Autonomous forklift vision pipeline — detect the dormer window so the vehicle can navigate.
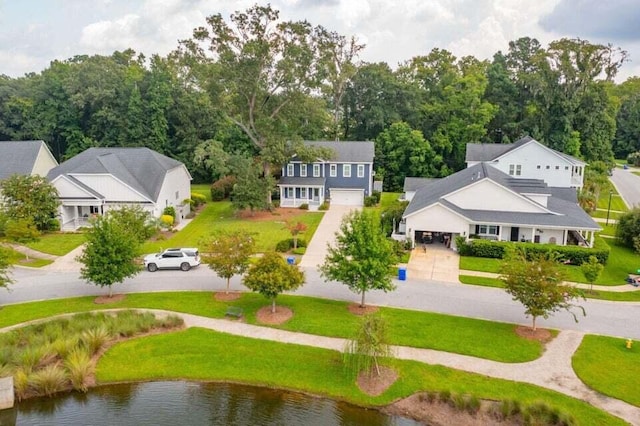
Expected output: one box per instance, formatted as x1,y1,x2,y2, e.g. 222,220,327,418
287,164,294,176
301,164,307,177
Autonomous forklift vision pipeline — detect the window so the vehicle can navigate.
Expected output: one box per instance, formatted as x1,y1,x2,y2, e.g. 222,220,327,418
516,165,522,176
536,165,541,169
357,164,365,178
330,164,337,177
555,165,560,170
90,206,100,214
565,166,569,170
509,164,515,175
300,187,307,198
300,164,307,177
546,165,550,169
175,191,179,200
343,164,351,178
286,187,294,198
477,225,499,235
287,164,294,176
313,164,321,177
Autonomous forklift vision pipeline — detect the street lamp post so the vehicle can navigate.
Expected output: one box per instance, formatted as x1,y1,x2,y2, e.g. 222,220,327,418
606,190,613,225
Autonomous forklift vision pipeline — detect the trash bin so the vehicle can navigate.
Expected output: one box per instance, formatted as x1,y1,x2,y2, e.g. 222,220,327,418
287,256,295,265
398,267,407,281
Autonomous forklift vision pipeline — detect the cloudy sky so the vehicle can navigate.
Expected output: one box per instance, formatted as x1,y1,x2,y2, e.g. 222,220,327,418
1,0,639,81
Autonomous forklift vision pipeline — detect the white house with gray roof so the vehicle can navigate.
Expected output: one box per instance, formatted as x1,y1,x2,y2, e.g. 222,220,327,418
278,141,374,209
465,136,586,189
47,147,192,231
402,163,600,249
0,140,58,181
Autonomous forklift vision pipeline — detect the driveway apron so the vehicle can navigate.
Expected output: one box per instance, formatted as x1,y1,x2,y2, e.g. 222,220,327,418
407,244,460,283
299,205,359,269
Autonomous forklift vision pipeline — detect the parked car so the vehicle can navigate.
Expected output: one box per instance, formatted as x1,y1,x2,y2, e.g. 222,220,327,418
144,248,200,272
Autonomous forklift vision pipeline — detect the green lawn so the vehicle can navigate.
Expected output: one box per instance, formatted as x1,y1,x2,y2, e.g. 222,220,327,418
25,232,86,255
458,275,505,288
597,192,628,212
190,184,213,202
591,209,623,220
573,335,640,408
142,201,324,253
459,256,502,273
633,171,640,177
3,247,53,268
1,292,544,363
96,328,624,425
380,192,402,209
598,223,617,237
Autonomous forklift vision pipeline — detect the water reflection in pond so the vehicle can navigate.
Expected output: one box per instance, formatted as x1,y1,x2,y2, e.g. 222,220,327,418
2,381,421,426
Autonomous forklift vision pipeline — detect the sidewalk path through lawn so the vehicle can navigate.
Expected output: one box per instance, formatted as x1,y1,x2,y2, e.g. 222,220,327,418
1,243,58,261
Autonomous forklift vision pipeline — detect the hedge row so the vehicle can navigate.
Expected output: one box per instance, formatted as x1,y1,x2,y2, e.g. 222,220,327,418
459,237,610,265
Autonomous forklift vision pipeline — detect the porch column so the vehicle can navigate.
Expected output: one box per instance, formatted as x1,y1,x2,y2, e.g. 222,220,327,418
531,228,536,242
562,230,567,246
590,231,594,247
497,226,502,241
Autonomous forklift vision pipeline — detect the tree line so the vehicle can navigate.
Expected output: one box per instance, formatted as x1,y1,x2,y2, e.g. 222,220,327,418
1,4,640,193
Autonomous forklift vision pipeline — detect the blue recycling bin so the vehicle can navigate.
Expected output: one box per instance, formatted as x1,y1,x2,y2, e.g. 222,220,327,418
398,267,407,281
287,256,295,265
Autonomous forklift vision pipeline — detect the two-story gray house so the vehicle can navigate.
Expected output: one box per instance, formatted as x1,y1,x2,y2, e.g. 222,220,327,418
278,141,374,209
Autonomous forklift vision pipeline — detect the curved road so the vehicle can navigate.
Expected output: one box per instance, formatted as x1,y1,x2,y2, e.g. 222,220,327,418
5,266,640,340
611,167,640,208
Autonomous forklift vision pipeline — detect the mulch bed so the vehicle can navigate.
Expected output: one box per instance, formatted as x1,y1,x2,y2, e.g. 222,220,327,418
235,207,307,221
94,294,126,304
214,292,243,302
347,303,379,316
515,325,553,343
256,306,293,325
356,366,398,396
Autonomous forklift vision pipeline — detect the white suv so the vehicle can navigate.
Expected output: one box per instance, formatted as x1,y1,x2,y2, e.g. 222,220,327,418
144,248,201,272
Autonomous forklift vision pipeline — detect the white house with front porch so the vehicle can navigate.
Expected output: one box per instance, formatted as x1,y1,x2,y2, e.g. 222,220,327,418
401,163,600,250
466,136,586,189
47,147,192,231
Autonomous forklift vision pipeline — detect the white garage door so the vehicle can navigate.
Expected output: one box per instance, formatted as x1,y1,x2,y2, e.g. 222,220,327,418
330,189,364,206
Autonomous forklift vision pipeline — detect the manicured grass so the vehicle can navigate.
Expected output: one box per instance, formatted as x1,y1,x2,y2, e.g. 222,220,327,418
459,256,501,273
1,292,544,363
634,171,640,177
573,334,640,408
25,232,86,256
190,184,213,202
380,192,402,209
591,209,623,220
96,328,625,425
597,192,627,212
3,247,53,268
598,223,617,237
142,201,324,253
458,275,505,288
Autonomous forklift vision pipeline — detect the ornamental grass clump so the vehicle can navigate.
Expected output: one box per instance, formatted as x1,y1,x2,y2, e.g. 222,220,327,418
65,347,93,392
28,365,68,396
81,326,111,355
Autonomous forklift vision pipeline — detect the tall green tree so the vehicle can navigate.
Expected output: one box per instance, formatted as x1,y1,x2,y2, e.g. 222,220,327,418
500,250,585,331
375,121,440,191
581,256,604,293
243,251,305,313
77,214,142,297
0,174,59,231
201,231,255,293
231,157,273,213
320,210,397,307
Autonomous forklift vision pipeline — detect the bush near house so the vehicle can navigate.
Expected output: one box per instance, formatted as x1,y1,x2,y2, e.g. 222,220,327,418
627,151,640,166
457,238,610,265
162,206,176,221
210,176,236,201
275,238,308,252
190,192,207,207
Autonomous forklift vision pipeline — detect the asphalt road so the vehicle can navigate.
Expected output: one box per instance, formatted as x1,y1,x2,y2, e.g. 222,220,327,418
611,168,640,208
5,266,640,340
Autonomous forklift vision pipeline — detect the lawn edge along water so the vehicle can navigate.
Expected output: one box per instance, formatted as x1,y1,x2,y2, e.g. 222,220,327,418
1,292,544,363
95,327,626,426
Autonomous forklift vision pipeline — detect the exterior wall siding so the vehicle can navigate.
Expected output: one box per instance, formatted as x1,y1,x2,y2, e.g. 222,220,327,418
445,180,547,213
283,161,372,196
155,166,192,221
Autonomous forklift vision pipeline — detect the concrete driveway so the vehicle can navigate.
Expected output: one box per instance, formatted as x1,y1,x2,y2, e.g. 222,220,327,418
406,244,460,283
610,168,640,208
298,205,359,269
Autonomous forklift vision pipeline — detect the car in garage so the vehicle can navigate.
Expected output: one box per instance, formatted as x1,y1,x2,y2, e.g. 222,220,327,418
143,248,201,272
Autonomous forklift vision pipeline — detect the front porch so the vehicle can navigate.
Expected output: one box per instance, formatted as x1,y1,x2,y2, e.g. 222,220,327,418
278,185,325,210
59,203,104,231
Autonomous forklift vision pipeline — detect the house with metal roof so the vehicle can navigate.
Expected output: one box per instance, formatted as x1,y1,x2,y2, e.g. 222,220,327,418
0,140,58,181
47,147,192,231
465,136,586,189
402,163,600,249
278,141,374,208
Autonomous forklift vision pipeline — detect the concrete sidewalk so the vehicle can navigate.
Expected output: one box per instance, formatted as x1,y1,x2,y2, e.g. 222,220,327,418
1,243,58,261
7,308,635,424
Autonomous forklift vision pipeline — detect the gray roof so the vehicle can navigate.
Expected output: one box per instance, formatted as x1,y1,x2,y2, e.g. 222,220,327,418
465,136,585,165
302,141,374,163
0,140,51,180
47,147,186,201
404,177,437,192
404,163,599,230
278,177,325,186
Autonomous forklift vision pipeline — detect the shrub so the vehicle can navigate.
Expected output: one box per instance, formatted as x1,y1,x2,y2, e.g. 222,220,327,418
466,238,610,264
455,236,471,255
162,206,176,220
627,151,640,166
160,214,174,228
292,247,306,255
210,184,225,201
81,326,111,355
371,190,381,204
29,365,68,396
272,200,280,208
616,207,640,253
64,347,93,392
275,238,307,252
211,175,236,201
299,203,309,210
46,218,60,231
380,200,409,236
190,192,207,206
364,196,377,207
319,201,330,210
13,368,29,400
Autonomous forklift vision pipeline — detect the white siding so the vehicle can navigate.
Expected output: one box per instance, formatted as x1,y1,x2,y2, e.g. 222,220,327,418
72,174,149,202
155,166,192,220
31,144,58,177
522,193,549,207
53,176,99,200
538,228,565,245
445,180,548,213
492,142,576,188
405,203,469,235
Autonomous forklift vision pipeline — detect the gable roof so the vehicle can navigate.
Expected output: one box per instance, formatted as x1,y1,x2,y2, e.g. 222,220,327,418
0,140,56,180
404,163,598,230
404,177,437,192
47,147,188,201
465,136,586,166
302,141,374,163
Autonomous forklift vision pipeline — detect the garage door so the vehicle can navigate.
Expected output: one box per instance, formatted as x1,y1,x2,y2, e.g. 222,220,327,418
330,189,364,206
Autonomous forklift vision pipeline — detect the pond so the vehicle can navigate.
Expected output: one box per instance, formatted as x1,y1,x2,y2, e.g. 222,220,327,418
1,381,421,426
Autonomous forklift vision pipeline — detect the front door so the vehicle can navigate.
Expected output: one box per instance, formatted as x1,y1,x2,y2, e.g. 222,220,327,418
313,188,320,202
510,227,519,242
